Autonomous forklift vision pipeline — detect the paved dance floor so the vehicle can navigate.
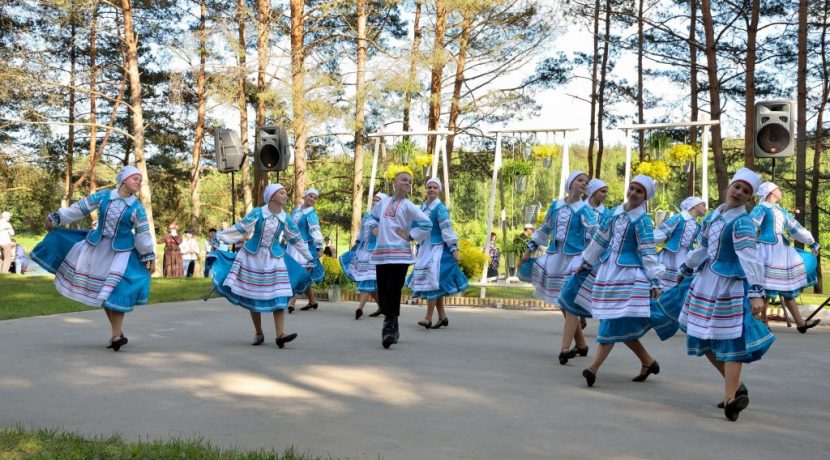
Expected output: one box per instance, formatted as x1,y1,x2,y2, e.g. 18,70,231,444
1,299,828,459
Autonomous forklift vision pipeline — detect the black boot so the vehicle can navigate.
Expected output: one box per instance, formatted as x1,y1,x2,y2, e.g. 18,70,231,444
382,315,399,349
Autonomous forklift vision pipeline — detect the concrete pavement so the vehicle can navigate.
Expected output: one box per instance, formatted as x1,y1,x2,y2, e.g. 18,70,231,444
1,299,828,459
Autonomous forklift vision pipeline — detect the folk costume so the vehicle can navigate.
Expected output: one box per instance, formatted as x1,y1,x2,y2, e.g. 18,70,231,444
368,190,432,347
210,184,312,313
574,175,676,344
653,197,704,289
408,179,469,301
162,224,183,278
286,188,325,283
677,169,775,363
527,171,598,305
750,182,820,301
32,166,155,314
340,193,387,294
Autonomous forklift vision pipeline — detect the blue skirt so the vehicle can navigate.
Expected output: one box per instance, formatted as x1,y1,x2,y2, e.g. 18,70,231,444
596,282,685,344
518,258,534,283
210,250,311,313
557,268,592,318
409,246,469,300
31,228,150,313
768,248,817,300
686,298,776,363
307,241,325,283
340,249,376,293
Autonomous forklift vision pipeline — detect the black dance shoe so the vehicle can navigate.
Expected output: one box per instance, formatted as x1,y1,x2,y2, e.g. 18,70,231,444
418,320,432,330
797,319,821,334
724,394,749,421
276,333,298,349
300,302,318,311
382,334,396,349
558,350,570,365
717,383,748,408
108,335,128,352
368,308,383,317
355,309,363,320
582,369,596,387
567,346,589,358
251,333,265,346
632,360,660,382
431,317,449,329
288,305,295,314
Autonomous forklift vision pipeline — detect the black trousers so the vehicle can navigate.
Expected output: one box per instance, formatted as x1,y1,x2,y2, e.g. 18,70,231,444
376,263,409,335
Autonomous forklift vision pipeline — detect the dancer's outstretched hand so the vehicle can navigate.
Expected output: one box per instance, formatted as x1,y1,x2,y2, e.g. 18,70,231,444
44,215,54,231
520,251,530,263
650,288,662,299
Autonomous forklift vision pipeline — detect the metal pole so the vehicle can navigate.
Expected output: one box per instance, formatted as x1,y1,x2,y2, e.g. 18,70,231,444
230,171,236,253
480,132,502,298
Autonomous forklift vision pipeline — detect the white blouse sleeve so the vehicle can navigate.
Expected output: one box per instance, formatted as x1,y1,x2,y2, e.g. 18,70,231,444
132,204,155,261
784,210,816,246
582,214,613,265
218,211,258,244
734,217,765,296
284,216,313,261
408,201,433,243
52,190,107,226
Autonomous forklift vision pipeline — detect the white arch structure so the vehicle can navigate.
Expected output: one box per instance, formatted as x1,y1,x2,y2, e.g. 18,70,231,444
479,127,579,298
365,130,454,209
618,119,720,205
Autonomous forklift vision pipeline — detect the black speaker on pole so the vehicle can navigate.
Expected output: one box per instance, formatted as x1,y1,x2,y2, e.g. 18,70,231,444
255,126,290,171
214,128,246,172
754,100,795,158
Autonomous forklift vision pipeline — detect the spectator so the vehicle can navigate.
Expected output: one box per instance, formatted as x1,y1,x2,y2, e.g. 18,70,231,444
203,228,218,277
180,229,200,278
486,232,500,279
0,211,15,273
12,239,28,274
162,223,183,277
323,236,336,257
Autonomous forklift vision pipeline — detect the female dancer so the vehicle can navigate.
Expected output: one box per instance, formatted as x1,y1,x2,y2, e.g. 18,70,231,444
574,175,668,387
409,178,469,329
33,166,155,351
585,178,610,223
523,171,597,365
653,196,706,289
162,223,183,277
368,170,432,348
287,188,325,313
341,192,387,319
751,181,821,332
677,168,776,421
210,184,312,348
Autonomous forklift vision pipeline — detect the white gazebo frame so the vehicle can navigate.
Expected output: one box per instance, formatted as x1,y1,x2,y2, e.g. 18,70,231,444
479,127,579,298
365,130,454,209
618,119,720,205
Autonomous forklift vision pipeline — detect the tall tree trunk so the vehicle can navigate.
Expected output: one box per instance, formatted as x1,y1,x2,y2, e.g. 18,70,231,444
742,0,759,168
120,0,156,238
237,0,253,213
87,1,99,194
402,0,422,140
688,0,698,196
636,0,645,162
63,4,77,208
445,10,472,163
190,0,208,234
700,0,728,201
351,0,368,242
587,0,601,177
810,0,829,294
595,0,612,177
427,0,448,156
253,0,271,207
290,0,307,204
795,0,807,225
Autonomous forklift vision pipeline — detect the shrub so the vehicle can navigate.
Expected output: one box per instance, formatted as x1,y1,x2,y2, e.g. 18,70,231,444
457,239,487,279
320,255,351,287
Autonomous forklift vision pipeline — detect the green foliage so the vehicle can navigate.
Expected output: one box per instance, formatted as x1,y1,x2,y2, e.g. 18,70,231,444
0,163,61,233
501,159,534,178
0,425,322,459
457,239,487,279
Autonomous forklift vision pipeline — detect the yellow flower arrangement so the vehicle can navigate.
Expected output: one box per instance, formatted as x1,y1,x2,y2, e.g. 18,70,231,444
666,144,697,164
531,144,561,159
634,160,670,181
413,154,433,169
386,164,414,180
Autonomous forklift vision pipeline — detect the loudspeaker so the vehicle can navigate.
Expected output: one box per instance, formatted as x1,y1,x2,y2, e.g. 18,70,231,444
754,100,795,158
214,128,245,172
255,126,291,171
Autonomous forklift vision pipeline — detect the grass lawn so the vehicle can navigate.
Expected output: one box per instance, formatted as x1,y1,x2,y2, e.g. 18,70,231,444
0,275,213,321
0,425,322,460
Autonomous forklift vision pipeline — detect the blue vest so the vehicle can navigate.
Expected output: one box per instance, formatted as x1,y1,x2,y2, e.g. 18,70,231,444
614,218,650,267
85,193,139,252
709,218,747,278
242,208,287,258
294,207,318,243
754,205,779,245
663,215,700,253
424,202,452,245
545,202,591,256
